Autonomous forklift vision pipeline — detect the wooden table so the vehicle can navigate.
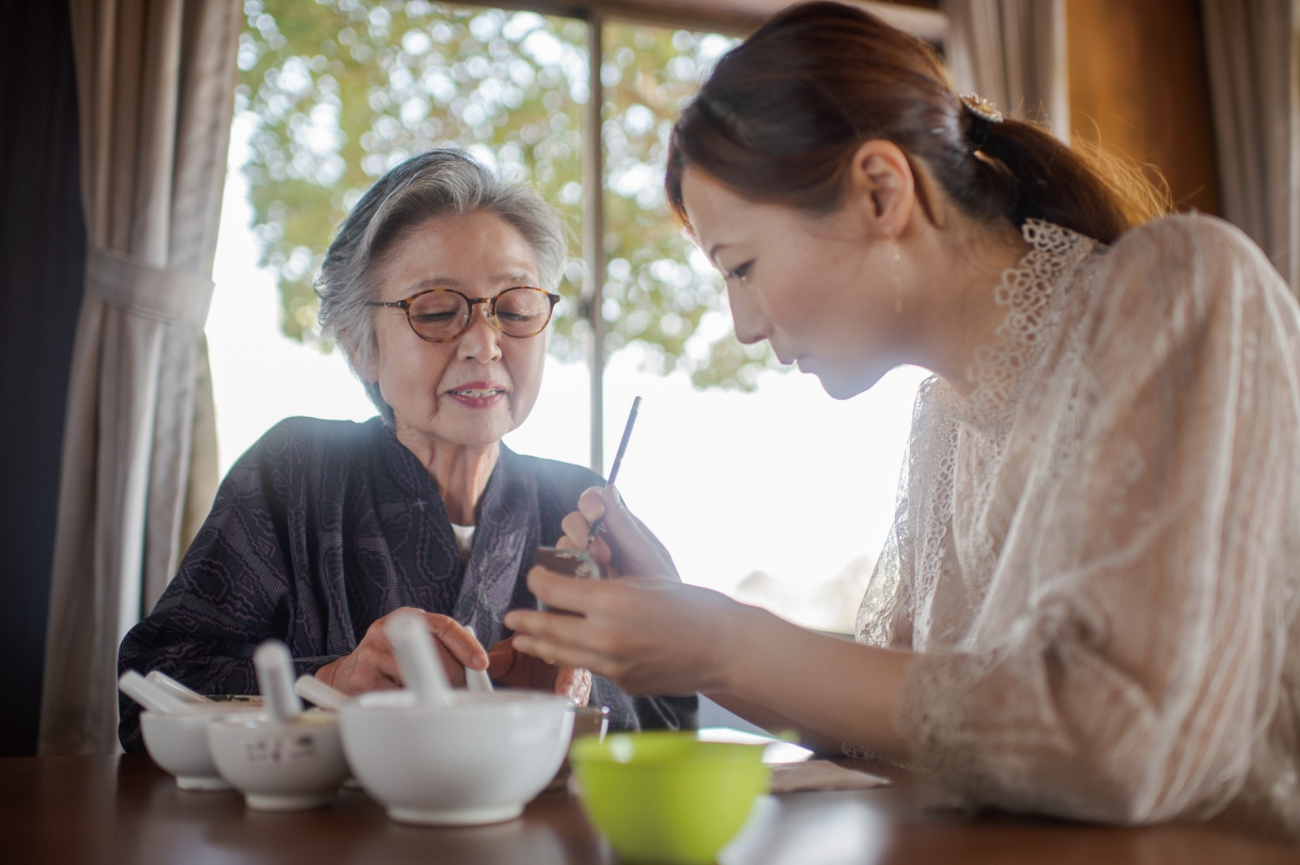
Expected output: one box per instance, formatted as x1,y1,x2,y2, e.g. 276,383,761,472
4,754,1297,864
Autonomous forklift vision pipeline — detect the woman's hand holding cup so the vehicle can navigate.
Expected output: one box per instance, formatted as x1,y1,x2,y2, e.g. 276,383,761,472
557,485,679,582
505,487,737,695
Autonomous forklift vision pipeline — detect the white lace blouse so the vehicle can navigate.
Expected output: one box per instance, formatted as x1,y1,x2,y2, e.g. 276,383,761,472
855,214,1300,841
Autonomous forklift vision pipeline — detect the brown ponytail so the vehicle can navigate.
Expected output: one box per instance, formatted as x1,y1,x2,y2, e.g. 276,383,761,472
665,1,1168,245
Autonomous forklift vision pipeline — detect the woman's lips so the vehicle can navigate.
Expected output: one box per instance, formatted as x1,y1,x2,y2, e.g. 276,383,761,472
445,382,507,409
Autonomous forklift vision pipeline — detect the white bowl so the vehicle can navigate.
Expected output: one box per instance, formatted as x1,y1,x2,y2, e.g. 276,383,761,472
206,710,350,811
339,690,574,826
139,704,263,791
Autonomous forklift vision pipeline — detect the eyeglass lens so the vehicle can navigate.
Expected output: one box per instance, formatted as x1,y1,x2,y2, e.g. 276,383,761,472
407,287,552,340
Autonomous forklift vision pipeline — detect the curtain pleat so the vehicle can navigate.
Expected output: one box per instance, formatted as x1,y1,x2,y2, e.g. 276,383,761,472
39,0,239,755
1203,0,1300,292
940,0,1069,141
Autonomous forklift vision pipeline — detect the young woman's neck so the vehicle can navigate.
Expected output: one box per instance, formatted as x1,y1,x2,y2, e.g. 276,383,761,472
905,212,1030,394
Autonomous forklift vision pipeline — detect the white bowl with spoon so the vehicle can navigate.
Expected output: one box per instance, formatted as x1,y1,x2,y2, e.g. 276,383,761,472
338,611,574,826
119,670,261,791
206,641,350,811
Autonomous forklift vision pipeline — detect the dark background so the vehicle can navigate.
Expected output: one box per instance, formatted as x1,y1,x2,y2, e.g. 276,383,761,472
0,0,85,757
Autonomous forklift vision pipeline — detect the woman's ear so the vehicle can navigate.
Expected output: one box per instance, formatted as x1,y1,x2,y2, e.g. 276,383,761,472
844,139,916,237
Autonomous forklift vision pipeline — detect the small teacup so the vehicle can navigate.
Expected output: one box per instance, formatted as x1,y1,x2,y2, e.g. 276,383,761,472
547,704,609,791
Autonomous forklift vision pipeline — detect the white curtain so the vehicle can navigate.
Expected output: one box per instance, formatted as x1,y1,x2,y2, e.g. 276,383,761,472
940,0,1069,141
1203,0,1300,292
39,0,239,755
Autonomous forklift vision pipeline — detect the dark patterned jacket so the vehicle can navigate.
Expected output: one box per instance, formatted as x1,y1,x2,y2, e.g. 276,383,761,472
118,416,696,751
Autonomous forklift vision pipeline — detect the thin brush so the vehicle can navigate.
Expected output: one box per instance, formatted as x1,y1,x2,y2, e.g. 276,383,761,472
587,396,641,550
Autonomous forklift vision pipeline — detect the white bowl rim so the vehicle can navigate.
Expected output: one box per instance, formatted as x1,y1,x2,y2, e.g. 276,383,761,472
139,703,263,722
208,709,339,731
340,689,573,716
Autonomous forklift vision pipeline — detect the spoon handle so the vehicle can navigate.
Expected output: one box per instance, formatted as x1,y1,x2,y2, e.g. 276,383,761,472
254,640,304,725
146,670,213,703
387,611,454,707
465,667,494,693
294,675,347,711
118,670,194,715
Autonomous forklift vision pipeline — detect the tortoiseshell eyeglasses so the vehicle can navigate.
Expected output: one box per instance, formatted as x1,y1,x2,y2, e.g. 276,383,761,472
366,286,560,343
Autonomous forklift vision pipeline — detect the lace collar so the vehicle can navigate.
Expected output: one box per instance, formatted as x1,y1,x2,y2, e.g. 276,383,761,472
949,219,1098,429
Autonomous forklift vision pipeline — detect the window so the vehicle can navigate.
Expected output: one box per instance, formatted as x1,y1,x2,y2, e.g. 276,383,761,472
208,0,933,633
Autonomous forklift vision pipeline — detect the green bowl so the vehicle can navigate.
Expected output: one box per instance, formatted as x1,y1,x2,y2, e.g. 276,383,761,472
569,732,771,865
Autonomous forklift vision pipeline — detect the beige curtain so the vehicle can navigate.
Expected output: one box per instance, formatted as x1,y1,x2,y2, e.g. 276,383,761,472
1203,0,1300,291
940,0,1069,140
39,0,239,755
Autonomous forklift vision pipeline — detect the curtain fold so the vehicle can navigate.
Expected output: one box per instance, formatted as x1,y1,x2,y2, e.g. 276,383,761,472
1202,0,1300,292
940,0,1069,140
39,0,239,755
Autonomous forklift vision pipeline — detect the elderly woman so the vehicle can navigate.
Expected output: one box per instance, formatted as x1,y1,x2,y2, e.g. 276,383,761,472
117,149,695,751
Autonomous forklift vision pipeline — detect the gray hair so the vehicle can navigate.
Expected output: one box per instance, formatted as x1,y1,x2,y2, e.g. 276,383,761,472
316,149,567,418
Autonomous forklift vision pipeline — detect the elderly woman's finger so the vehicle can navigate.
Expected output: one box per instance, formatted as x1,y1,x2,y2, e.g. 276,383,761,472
485,639,519,680
555,667,592,704
424,612,489,671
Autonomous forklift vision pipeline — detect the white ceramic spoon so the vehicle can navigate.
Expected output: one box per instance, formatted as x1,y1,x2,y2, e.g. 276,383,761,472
118,670,196,715
465,667,494,693
146,670,214,704
294,664,489,710
254,640,304,725
294,675,348,711
386,611,454,707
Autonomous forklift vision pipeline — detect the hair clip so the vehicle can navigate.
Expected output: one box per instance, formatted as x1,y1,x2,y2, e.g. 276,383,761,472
959,93,1003,124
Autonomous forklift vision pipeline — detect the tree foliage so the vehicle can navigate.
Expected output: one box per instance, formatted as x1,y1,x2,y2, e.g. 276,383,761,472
237,0,780,390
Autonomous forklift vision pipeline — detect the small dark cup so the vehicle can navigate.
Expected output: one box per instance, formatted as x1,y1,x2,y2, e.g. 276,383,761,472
535,547,605,614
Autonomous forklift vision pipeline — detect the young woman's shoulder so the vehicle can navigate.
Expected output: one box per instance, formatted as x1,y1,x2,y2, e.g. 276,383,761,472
1105,213,1283,294
1088,213,1296,346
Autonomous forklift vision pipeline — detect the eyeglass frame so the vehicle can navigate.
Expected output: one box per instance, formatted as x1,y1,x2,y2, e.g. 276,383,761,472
365,286,561,343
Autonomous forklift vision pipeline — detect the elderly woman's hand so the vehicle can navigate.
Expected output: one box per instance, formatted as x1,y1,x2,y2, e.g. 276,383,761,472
486,635,591,705
558,485,679,582
503,571,740,696
314,607,489,696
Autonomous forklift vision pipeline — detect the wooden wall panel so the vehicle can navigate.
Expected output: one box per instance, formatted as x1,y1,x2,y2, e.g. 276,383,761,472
1067,0,1222,215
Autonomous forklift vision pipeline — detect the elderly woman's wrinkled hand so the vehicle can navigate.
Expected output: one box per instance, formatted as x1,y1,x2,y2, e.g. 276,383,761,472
557,485,679,582
503,572,739,696
314,607,489,696
486,635,591,705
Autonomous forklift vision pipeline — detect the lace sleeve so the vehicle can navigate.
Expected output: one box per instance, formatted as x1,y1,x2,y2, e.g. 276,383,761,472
896,217,1300,824
855,376,958,651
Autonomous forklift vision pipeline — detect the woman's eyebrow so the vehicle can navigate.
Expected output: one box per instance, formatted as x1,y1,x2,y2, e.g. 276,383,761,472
492,270,536,285
399,272,536,295
400,275,463,294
